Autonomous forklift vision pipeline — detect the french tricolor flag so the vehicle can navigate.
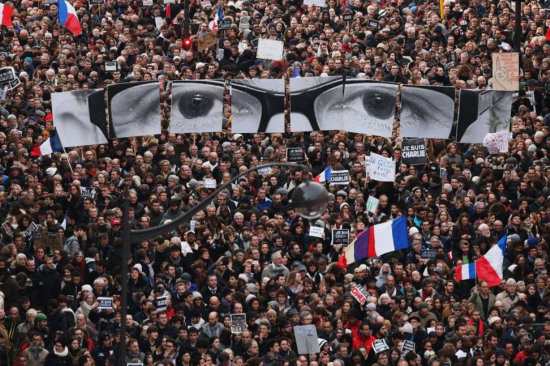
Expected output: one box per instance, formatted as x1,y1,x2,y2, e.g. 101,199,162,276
209,5,223,30
0,3,14,27
314,167,331,183
337,216,409,268
455,262,476,281
475,235,506,287
30,132,63,157
58,0,82,36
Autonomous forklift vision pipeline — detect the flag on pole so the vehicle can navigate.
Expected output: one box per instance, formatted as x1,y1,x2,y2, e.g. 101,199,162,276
0,3,14,27
58,0,82,36
455,262,476,281
337,216,409,268
31,132,63,156
209,5,223,30
313,166,331,183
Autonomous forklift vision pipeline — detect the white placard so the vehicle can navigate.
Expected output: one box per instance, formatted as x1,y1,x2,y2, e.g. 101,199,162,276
156,296,167,311
201,0,211,7
293,325,320,354
366,196,379,214
372,339,390,353
483,130,509,154
258,166,272,175
257,39,284,61
368,153,396,182
204,178,217,189
329,170,350,185
97,297,114,310
155,16,164,29
309,226,324,238
238,42,248,54
304,0,325,6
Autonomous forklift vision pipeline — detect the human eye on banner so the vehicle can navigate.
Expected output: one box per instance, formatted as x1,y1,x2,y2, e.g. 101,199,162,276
289,76,343,132
230,79,285,133
343,79,398,137
107,81,161,138
457,90,512,143
400,85,455,139
51,89,109,147
170,80,224,134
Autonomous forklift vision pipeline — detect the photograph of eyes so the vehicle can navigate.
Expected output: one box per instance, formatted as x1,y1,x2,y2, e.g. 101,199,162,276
400,85,455,139
231,79,285,133
51,89,109,147
170,80,224,134
107,81,161,138
343,80,398,137
457,90,513,143
289,76,343,132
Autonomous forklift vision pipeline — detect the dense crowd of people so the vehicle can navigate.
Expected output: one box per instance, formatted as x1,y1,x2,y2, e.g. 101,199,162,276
0,0,549,366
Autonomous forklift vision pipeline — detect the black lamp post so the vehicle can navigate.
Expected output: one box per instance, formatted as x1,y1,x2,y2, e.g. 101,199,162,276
118,163,328,364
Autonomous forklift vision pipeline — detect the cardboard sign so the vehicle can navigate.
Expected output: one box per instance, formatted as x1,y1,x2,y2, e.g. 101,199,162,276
97,297,114,310
372,339,390,354
203,178,217,189
34,229,63,251
332,229,349,245
402,138,427,165
286,147,305,162
303,0,325,6
421,249,437,259
80,186,98,199
294,325,320,354
401,340,416,353
329,170,350,185
218,19,232,30
230,313,246,334
257,39,284,60
366,196,379,214
492,53,519,91
309,226,324,238
483,130,509,154
156,296,168,311
368,153,396,182
197,30,218,51
366,19,380,28
25,222,39,237
350,284,368,305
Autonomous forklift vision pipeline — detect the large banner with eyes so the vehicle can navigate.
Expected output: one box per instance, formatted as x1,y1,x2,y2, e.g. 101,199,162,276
107,81,161,139
457,90,513,143
51,78,514,145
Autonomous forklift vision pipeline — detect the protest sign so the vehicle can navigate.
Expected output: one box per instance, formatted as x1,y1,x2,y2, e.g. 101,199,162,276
97,297,114,310
342,11,354,22
329,170,350,185
218,19,232,30
421,249,437,259
332,229,349,245
294,325,320,354
230,313,246,334
366,196,379,214
350,284,368,305
366,19,380,28
439,167,447,179
286,147,305,162
372,339,390,353
492,53,519,91
401,340,416,353
2,222,13,237
239,16,250,30
197,30,218,51
34,229,63,251
257,39,284,60
483,130,509,154
203,178,217,189
304,0,325,6
309,226,324,238
258,166,272,175
80,186,97,199
25,222,39,237
0,67,19,90
368,153,396,182
401,138,427,165
156,296,168,311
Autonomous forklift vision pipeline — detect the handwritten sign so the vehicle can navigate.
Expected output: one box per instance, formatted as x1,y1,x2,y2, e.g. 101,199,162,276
402,138,427,165
309,226,324,238
294,325,320,354
483,130,509,154
230,313,246,334
257,39,284,61
492,53,519,91
332,229,349,244
366,196,379,214
197,30,218,51
368,153,395,182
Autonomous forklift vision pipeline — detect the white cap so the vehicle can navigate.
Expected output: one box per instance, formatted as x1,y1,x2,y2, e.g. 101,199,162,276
409,227,419,236
46,167,57,176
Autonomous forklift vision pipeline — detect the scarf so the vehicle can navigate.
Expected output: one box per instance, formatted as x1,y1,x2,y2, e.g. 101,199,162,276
79,301,96,318
54,346,69,357
468,317,483,336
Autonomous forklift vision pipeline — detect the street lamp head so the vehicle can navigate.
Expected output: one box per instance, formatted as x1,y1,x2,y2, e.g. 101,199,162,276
291,180,329,219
